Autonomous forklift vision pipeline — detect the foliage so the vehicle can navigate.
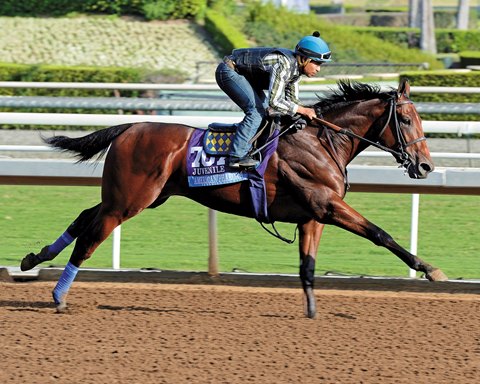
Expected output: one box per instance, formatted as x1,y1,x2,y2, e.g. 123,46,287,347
82,0,145,16
346,26,480,55
204,9,250,55
0,62,145,94
206,0,236,14
142,0,176,21
0,62,186,128
400,70,480,121
459,51,480,68
0,0,79,16
0,0,206,19
240,2,440,69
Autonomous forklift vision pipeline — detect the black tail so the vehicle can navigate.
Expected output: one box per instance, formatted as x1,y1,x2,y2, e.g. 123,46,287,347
43,123,133,162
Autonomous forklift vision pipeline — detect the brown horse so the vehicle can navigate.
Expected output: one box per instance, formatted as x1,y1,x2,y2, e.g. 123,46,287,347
21,79,447,318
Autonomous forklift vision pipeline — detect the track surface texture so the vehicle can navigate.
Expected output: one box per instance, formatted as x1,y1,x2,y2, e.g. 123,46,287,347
1,282,479,384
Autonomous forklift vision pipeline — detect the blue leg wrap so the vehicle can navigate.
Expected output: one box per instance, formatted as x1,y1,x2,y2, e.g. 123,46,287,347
52,262,79,305
49,231,74,255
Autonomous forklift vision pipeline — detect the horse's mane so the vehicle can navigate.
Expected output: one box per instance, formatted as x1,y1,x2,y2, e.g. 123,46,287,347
314,80,394,114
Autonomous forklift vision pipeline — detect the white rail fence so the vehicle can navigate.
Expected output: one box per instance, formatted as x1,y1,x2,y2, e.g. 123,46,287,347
1,112,479,278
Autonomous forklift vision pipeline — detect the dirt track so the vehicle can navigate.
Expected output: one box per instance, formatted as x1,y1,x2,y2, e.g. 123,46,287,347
1,282,479,384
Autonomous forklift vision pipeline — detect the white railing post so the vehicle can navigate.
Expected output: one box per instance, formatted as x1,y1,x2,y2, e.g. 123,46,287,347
409,194,420,278
112,225,121,269
208,209,219,276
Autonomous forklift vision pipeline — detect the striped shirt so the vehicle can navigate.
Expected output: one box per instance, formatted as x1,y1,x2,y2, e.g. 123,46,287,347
262,52,302,116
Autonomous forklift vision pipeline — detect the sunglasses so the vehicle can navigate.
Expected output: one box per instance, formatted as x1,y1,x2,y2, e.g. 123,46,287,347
298,47,332,62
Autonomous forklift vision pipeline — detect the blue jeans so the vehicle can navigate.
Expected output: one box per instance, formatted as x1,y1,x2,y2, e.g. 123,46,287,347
215,62,266,158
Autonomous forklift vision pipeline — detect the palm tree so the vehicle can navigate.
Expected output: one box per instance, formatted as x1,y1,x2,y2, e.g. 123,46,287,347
420,0,436,54
409,0,421,28
456,0,470,30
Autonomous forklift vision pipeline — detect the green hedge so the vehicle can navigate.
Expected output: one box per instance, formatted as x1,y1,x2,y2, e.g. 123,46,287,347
348,26,480,54
0,62,145,96
400,70,480,122
204,9,250,56
459,51,480,68
0,0,206,19
241,3,440,69
0,62,153,129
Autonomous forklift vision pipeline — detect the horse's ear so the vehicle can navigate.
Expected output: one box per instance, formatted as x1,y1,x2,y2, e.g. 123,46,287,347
397,78,410,98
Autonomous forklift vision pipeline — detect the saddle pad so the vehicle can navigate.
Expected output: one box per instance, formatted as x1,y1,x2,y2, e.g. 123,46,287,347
203,130,234,156
188,128,249,187
186,127,280,223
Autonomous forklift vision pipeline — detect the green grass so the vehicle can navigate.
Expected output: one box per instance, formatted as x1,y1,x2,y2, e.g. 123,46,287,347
1,186,479,279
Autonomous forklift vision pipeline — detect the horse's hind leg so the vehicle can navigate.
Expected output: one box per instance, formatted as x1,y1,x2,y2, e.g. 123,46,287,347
52,206,127,311
298,220,325,319
20,204,101,271
53,179,172,310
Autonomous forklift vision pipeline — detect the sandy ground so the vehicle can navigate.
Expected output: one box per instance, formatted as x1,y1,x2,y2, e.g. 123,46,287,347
0,281,479,384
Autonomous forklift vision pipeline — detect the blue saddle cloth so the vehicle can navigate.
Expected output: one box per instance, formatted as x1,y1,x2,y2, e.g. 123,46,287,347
186,126,279,223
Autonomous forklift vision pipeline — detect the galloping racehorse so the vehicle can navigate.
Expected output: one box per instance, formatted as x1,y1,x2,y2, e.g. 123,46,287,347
21,79,447,318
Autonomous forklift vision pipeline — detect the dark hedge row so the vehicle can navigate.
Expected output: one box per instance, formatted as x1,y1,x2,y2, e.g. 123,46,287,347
0,0,206,19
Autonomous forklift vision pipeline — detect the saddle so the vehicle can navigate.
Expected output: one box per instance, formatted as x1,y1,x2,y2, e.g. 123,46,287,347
204,118,275,157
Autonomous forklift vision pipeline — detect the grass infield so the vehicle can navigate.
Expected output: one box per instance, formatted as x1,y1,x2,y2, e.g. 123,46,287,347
1,185,478,279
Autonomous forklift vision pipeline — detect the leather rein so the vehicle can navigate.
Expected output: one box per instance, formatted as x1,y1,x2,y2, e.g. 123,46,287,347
313,96,426,169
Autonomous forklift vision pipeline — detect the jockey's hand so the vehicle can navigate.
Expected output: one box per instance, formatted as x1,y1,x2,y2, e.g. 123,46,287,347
297,106,317,121
292,115,307,131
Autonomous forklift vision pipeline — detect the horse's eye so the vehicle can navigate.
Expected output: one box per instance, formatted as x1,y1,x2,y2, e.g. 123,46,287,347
401,117,411,126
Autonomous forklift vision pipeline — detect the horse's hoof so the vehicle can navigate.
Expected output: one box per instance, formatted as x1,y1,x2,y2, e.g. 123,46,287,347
20,245,50,271
20,253,36,271
304,287,317,319
306,308,317,319
426,268,448,282
55,302,68,314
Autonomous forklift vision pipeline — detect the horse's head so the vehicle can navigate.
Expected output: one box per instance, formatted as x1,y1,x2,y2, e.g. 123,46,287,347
378,79,434,179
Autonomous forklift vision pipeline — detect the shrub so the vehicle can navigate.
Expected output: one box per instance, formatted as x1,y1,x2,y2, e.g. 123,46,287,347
400,70,480,121
142,0,175,21
459,51,480,68
0,0,206,19
0,62,180,129
204,9,250,55
347,26,480,54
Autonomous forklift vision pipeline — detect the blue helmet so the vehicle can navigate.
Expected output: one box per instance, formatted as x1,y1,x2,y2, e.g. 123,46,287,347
295,31,332,62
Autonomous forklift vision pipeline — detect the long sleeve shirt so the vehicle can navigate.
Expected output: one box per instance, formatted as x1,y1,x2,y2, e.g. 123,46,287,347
262,52,302,116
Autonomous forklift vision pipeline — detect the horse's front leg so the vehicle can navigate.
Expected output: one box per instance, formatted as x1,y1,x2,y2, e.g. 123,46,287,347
326,197,448,281
20,204,101,271
298,220,325,319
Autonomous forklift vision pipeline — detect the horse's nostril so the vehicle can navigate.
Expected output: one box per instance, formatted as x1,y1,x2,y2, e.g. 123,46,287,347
420,162,433,173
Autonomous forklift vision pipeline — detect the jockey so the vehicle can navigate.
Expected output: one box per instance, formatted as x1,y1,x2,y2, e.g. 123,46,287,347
215,31,332,169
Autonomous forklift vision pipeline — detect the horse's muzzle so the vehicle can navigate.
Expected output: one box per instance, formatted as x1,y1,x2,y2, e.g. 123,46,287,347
406,158,434,179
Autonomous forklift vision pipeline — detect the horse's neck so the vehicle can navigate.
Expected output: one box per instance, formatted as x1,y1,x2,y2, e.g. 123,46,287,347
325,99,386,166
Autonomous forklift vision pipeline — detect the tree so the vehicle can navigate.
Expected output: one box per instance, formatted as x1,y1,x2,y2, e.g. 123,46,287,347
420,0,436,54
456,0,470,30
409,0,421,28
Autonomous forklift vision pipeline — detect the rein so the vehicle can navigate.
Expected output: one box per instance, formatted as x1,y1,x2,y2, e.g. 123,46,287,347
312,97,426,168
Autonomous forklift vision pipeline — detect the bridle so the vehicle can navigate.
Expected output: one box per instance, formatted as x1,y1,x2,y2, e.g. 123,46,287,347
313,95,426,170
